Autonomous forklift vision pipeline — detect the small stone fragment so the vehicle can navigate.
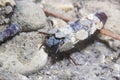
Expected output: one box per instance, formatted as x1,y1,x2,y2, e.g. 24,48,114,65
49,17,67,28
75,29,88,40
55,32,65,38
0,0,15,6
58,25,73,35
60,42,74,52
89,25,97,34
4,5,13,14
87,14,94,20
112,63,120,71
0,16,5,25
92,17,103,30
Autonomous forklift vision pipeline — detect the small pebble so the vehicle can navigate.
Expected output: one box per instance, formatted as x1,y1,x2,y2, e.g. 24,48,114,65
112,63,120,71
0,0,15,6
4,5,13,14
55,32,65,38
75,29,88,40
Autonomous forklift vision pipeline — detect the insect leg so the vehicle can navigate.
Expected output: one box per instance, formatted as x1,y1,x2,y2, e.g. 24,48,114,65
69,56,78,65
38,31,49,49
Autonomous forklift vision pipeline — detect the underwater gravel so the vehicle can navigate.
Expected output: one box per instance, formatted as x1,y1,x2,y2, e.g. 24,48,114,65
28,40,120,80
28,0,120,80
0,0,120,80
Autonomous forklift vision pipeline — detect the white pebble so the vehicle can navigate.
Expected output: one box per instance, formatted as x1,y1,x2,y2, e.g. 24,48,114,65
55,32,65,38
113,63,120,71
75,29,88,40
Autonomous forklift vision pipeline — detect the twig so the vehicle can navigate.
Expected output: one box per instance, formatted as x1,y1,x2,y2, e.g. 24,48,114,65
43,9,120,41
43,9,74,22
100,29,120,41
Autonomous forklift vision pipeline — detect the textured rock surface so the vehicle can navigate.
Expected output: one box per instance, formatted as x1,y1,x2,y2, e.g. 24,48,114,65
0,71,29,80
28,41,120,80
0,4,14,31
42,0,74,11
0,32,48,75
0,0,15,6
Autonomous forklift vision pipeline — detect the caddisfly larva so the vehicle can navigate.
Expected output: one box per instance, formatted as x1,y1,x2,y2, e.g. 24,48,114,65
41,12,107,59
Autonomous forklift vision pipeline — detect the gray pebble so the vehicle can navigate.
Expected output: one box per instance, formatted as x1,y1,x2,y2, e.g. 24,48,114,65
4,5,13,14
11,0,49,31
